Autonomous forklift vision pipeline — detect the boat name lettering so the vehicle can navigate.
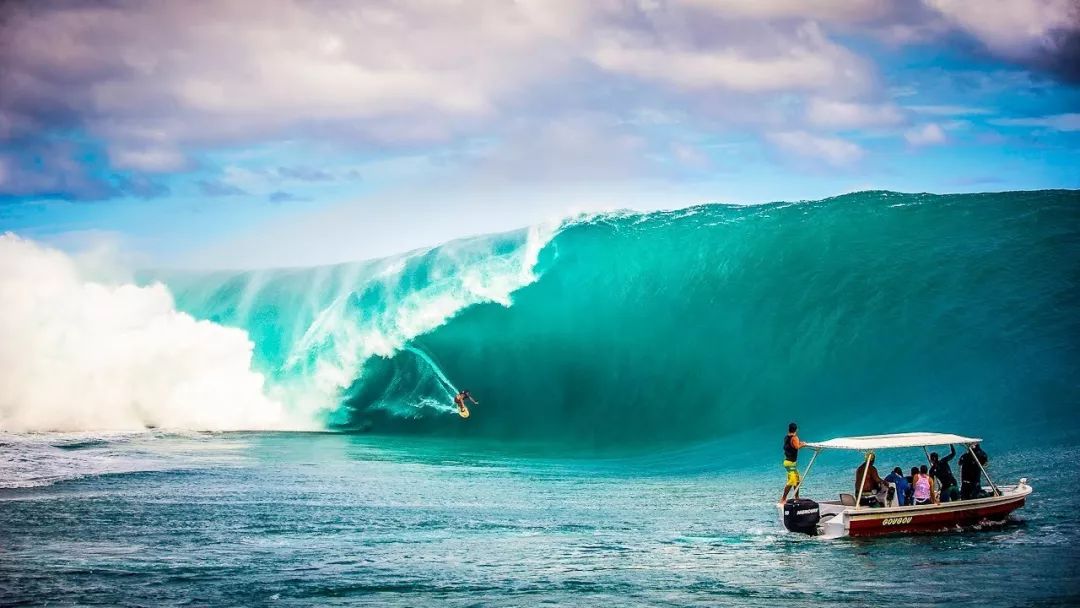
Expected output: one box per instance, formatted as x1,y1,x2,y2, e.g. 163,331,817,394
881,516,913,526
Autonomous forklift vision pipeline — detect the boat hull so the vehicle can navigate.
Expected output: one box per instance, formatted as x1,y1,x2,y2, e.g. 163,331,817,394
846,492,1027,537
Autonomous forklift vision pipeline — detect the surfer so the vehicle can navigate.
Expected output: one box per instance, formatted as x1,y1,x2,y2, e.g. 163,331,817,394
454,390,478,416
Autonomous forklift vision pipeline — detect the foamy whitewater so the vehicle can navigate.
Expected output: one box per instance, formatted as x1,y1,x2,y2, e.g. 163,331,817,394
0,234,294,432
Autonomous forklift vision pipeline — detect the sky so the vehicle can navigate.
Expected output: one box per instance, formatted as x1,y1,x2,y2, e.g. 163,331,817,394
0,0,1077,268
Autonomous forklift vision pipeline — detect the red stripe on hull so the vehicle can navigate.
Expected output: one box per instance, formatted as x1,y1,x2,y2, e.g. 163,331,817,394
848,498,1026,537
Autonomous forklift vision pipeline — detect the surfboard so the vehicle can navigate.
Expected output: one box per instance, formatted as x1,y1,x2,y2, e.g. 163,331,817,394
457,404,470,419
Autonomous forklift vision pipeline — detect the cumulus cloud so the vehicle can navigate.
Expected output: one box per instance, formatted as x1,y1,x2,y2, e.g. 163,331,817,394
590,22,871,94
0,0,883,193
109,145,188,173
925,0,1080,81
767,131,865,167
806,98,905,129
680,0,896,23
0,0,1076,202
0,0,593,196
905,123,948,146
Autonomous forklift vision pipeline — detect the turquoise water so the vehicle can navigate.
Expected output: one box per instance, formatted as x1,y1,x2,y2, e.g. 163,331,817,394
162,190,1079,445
0,433,1077,606
3,190,1079,605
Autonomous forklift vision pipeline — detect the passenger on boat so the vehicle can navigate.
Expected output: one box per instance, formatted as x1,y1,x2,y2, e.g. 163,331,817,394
907,467,920,504
884,467,910,506
959,443,989,500
780,422,806,504
912,465,937,505
855,454,885,505
930,445,959,502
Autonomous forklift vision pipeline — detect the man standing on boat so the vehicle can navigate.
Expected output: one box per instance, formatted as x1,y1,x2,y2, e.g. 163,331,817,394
959,443,989,500
780,422,806,504
930,445,959,502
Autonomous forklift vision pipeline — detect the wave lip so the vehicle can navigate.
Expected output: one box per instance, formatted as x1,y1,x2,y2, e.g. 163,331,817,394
164,223,559,423
327,190,1080,444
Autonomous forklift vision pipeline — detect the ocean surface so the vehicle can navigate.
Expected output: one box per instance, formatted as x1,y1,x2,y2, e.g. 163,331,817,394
1,432,1078,606
2,190,1079,605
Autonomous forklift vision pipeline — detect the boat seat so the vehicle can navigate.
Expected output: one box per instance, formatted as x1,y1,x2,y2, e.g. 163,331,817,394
840,493,856,506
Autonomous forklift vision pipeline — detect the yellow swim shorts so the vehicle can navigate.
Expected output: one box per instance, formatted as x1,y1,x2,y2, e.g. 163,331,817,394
783,460,800,486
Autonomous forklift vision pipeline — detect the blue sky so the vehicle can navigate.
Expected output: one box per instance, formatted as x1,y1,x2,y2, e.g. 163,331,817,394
0,0,1077,267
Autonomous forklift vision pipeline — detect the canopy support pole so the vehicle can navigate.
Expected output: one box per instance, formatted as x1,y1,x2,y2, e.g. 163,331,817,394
854,451,873,510
966,443,1000,497
792,449,820,498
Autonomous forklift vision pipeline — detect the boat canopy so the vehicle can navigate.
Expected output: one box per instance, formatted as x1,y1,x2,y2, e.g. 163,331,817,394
804,432,981,451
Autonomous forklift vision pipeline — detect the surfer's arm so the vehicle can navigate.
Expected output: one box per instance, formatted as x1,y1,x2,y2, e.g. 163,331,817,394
469,396,479,404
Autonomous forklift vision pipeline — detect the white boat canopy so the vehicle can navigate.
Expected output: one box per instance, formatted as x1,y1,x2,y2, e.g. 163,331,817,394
804,432,981,451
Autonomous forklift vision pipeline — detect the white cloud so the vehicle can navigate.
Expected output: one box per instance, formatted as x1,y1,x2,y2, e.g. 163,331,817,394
591,22,870,94
0,1,592,151
990,112,1080,131
925,0,1079,58
806,98,905,129
108,145,187,173
679,0,894,22
671,143,711,169
767,130,865,166
904,123,948,146
0,0,1074,202
460,114,656,182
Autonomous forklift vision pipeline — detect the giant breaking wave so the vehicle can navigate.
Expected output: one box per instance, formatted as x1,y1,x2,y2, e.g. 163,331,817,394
156,190,1079,446
4,191,1076,444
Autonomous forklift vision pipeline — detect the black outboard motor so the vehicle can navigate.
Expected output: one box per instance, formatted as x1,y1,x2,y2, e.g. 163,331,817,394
783,498,820,535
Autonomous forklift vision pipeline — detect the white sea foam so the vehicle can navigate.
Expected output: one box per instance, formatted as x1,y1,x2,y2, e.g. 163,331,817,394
0,233,306,432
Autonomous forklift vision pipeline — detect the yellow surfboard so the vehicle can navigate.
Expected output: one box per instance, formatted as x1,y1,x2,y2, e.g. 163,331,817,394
457,404,470,419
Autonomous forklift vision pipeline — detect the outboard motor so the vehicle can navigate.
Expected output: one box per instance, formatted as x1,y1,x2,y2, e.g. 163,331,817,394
783,498,820,535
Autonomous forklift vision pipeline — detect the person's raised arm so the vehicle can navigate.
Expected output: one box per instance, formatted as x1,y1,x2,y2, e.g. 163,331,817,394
943,444,956,463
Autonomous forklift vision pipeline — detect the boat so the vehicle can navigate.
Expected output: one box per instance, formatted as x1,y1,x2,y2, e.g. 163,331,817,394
778,432,1032,538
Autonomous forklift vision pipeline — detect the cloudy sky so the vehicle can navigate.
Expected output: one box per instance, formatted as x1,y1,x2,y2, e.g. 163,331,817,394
0,0,1077,267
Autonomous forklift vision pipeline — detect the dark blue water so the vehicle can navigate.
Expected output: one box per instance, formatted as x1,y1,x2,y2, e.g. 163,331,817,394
1,432,1076,607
